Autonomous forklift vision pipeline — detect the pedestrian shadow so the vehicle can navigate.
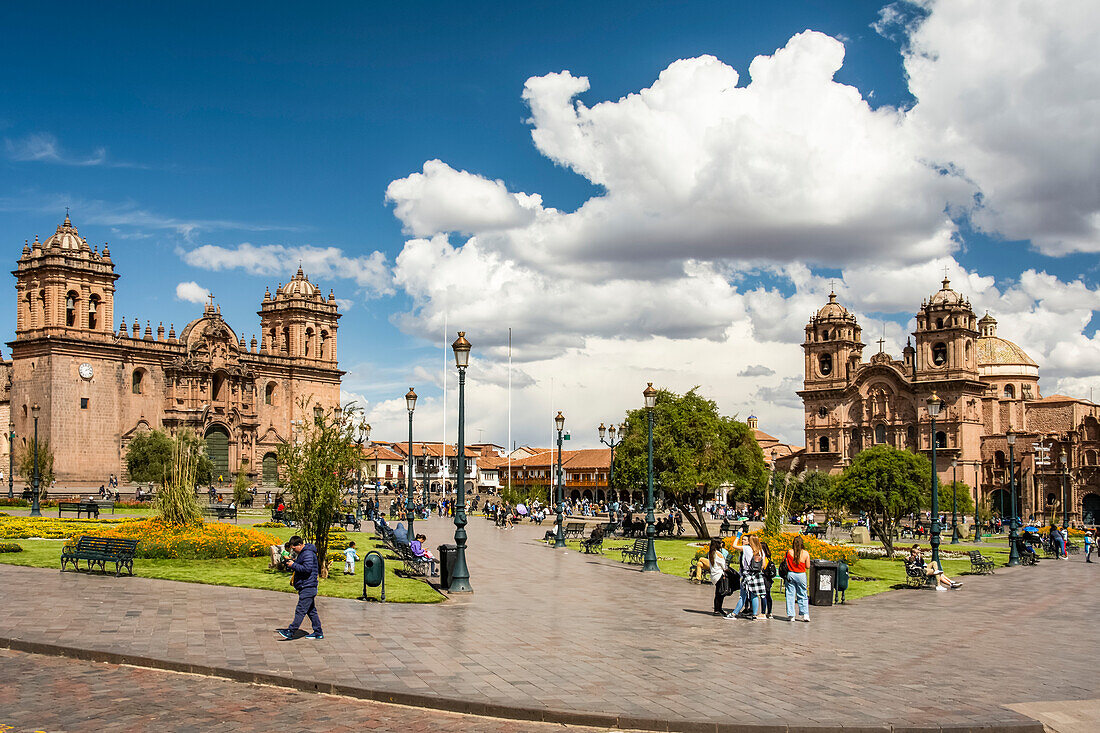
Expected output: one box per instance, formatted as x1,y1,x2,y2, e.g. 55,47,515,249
276,629,310,641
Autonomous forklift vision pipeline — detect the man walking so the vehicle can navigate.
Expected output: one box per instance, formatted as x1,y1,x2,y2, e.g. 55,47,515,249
276,536,323,640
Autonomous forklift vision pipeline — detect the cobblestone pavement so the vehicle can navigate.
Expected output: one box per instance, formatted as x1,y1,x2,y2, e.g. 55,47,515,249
0,517,1096,731
0,647,631,733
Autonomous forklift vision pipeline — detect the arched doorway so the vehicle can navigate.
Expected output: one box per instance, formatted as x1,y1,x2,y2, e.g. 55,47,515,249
1083,493,1100,525
582,489,592,501
262,452,278,486
569,489,580,501
989,488,1012,518
204,425,230,479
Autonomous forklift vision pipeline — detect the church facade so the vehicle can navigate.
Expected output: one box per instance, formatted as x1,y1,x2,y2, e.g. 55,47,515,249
6,216,343,487
792,278,1100,525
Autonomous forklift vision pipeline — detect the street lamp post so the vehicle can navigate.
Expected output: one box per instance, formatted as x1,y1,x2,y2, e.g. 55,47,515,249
950,457,960,544
449,331,473,593
642,383,659,572
1060,453,1069,528
598,421,626,507
405,387,417,542
30,403,41,517
1007,429,1020,566
355,420,367,520
7,419,13,499
926,394,942,566
554,412,567,548
973,461,982,543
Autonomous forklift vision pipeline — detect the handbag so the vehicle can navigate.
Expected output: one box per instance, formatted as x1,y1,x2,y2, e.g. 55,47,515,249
725,567,740,594
716,574,730,596
778,554,790,580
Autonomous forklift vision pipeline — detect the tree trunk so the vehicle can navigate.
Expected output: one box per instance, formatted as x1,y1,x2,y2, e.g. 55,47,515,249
873,513,895,557
675,500,710,539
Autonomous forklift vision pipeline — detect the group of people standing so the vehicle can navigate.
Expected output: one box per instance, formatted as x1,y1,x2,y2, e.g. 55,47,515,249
707,534,812,621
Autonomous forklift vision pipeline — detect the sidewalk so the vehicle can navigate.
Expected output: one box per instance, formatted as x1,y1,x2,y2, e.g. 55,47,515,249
0,516,1094,731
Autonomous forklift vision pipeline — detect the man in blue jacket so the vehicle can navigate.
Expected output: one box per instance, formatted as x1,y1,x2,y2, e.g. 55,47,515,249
276,536,323,640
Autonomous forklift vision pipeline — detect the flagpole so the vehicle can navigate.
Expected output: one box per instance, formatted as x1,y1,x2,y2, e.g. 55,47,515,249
442,312,448,506
508,327,512,500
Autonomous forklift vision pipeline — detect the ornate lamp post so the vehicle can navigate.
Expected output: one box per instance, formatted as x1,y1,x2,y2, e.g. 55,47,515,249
449,331,473,593
1007,429,1020,566
598,421,626,506
30,403,41,517
950,457,960,544
974,462,982,543
7,419,13,499
355,421,368,520
1060,452,1069,528
405,387,417,540
926,394,942,566
642,383,660,572
554,411,566,548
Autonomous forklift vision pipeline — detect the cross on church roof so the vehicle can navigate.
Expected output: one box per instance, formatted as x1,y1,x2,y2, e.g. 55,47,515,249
878,323,886,353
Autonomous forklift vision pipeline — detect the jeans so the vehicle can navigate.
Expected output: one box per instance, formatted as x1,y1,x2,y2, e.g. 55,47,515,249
785,572,809,618
732,580,759,616
289,588,321,633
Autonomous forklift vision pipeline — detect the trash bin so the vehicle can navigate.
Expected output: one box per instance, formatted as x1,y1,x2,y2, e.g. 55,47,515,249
809,559,837,606
438,544,457,590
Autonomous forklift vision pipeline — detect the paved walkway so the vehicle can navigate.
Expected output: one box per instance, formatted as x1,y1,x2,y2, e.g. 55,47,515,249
0,516,1096,731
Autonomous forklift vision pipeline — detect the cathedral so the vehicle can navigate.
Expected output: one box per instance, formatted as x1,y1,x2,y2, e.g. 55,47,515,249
791,277,1100,525
4,215,343,487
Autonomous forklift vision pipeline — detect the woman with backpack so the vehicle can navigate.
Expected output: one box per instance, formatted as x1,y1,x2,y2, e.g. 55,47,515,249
708,539,735,618
760,540,776,619
783,535,812,622
734,535,765,620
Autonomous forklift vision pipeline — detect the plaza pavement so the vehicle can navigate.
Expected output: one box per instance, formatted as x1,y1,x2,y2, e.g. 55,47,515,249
0,516,1096,732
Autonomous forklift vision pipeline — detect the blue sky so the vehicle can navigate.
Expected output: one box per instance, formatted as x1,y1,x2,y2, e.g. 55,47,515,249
2,1,1098,448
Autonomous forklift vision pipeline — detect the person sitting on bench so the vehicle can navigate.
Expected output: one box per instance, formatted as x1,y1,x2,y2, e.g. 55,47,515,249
905,545,961,590
410,533,437,575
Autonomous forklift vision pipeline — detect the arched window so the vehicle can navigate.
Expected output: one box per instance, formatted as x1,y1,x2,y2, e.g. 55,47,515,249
1003,384,1015,399
906,425,916,448
304,328,313,357
935,431,947,449
65,291,78,327
268,327,276,352
818,436,830,452
851,429,861,453
212,373,225,401
132,369,144,395
818,353,832,376
931,342,948,366
320,330,328,359
994,450,1006,469
88,295,100,329
875,424,887,444
281,327,290,354
964,340,970,361
935,317,944,329
1086,450,1097,466
264,382,277,406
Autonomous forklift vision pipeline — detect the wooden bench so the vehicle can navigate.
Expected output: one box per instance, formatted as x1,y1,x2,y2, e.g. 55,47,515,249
968,550,995,574
94,500,116,514
337,513,361,532
61,536,138,577
563,522,586,539
621,538,649,564
718,519,733,537
904,562,936,588
58,501,100,519
397,544,433,576
203,505,237,521
580,529,604,554
802,525,827,539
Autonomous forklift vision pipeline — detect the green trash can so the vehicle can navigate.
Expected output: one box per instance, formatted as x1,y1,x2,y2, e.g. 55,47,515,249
835,560,849,604
809,559,837,606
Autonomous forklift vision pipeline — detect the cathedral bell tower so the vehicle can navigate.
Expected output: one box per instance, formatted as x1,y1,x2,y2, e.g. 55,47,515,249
258,266,340,361
913,277,979,382
802,291,863,390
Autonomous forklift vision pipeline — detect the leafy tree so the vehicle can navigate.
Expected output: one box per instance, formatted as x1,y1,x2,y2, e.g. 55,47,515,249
18,438,54,497
831,445,930,556
614,386,767,538
277,399,361,577
924,480,974,517
233,462,251,506
155,430,204,526
126,429,175,484
790,470,833,515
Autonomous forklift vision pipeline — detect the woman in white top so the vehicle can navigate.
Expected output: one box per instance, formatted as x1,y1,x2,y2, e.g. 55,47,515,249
708,539,734,618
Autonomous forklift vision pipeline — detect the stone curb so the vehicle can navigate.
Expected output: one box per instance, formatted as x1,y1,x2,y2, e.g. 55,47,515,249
0,635,1043,733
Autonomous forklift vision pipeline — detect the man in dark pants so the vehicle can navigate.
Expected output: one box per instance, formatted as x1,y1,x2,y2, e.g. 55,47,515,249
276,536,323,640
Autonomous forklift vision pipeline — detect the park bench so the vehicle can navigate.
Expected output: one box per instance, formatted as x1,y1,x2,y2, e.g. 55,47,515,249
60,536,138,577
621,538,649,564
337,513,361,532
563,522,586,539
271,508,296,527
718,519,733,537
57,501,100,519
904,562,936,588
94,500,116,514
203,505,237,521
968,550,995,574
1066,540,1080,555
397,544,433,576
802,525,827,539
580,528,604,554
601,520,618,536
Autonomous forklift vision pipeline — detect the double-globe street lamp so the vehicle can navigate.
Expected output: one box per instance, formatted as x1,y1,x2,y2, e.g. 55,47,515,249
7,419,13,499
30,403,41,517
449,331,473,593
950,457,960,544
1007,428,1020,566
926,394,942,566
642,383,659,573
405,387,417,541
1060,452,1069,528
598,421,626,507
355,421,369,520
554,411,566,548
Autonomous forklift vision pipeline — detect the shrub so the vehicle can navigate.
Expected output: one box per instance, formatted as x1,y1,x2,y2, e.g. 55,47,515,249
1032,525,1086,537
252,521,285,528
83,519,280,559
0,542,22,553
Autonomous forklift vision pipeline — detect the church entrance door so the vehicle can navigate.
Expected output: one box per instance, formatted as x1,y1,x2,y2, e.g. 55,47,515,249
990,488,1012,519
1083,493,1100,525
262,453,278,486
204,425,231,480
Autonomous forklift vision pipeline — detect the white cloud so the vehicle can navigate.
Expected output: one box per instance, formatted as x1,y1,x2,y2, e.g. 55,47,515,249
5,133,106,166
180,243,394,298
175,281,209,304
737,365,776,377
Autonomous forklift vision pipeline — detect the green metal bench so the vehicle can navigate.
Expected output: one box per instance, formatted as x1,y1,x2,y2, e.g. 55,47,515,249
61,536,138,577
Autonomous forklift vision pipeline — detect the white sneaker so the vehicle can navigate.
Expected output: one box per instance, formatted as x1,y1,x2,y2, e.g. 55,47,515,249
797,616,810,622
936,585,948,592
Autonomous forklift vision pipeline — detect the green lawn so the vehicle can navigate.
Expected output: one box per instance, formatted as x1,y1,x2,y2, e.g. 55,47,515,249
558,536,1004,603
0,528,443,603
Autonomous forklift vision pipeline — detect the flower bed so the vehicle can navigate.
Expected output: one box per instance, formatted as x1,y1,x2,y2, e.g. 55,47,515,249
0,542,22,553
854,545,972,560
252,521,285,528
694,531,860,565
85,519,281,559
1030,525,1086,537
0,516,138,539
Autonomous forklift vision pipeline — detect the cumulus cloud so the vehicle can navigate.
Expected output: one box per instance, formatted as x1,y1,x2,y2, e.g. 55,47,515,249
738,365,776,377
180,243,393,297
175,281,209,304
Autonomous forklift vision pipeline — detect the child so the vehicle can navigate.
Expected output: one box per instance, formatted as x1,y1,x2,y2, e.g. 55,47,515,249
344,541,360,575
1084,530,1094,563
